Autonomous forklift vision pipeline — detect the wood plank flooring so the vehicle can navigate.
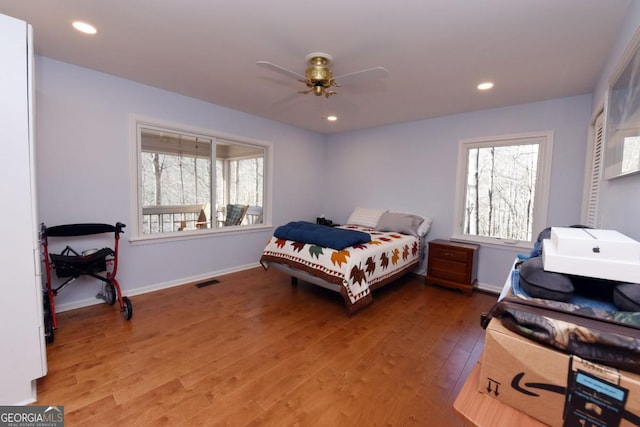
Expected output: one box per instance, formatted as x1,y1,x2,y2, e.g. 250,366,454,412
35,266,498,426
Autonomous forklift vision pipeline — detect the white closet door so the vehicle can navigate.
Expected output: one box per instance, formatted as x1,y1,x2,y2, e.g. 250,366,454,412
0,12,47,405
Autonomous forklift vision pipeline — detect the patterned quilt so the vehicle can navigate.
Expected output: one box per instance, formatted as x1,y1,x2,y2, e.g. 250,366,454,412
260,225,421,310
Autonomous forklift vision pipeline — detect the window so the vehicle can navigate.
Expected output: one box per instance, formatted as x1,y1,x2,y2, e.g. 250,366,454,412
453,131,553,247
131,117,270,239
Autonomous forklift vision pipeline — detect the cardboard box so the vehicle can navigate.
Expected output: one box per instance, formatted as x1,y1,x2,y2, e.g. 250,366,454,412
480,319,640,427
543,228,640,283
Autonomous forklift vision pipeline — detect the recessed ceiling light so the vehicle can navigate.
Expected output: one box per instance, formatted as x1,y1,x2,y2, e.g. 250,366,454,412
477,82,494,91
72,21,97,35
326,115,338,122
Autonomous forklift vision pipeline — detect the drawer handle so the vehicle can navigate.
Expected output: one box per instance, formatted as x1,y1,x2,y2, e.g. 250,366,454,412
444,252,453,257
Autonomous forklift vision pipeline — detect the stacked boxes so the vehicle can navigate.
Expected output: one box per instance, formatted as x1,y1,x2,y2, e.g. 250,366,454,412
480,319,640,426
480,229,640,425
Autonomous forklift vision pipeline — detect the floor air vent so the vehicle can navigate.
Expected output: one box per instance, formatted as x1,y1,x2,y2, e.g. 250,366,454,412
195,279,220,288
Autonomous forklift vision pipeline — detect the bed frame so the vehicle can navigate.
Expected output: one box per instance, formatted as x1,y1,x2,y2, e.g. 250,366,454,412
262,257,419,314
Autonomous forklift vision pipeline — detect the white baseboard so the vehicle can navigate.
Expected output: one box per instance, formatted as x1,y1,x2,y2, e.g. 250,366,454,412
418,270,502,296
476,281,502,295
54,262,262,313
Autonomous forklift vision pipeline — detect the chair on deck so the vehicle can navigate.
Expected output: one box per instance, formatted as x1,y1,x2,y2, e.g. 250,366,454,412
221,204,249,226
245,206,263,224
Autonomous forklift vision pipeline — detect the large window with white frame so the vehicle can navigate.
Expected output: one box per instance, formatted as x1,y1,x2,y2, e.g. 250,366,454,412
452,131,553,248
131,117,270,239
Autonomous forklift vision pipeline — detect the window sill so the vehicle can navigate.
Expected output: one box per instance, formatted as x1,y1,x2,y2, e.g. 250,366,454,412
450,234,534,252
129,224,274,246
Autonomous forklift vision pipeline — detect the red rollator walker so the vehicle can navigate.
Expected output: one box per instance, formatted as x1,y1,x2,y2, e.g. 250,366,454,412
41,222,132,343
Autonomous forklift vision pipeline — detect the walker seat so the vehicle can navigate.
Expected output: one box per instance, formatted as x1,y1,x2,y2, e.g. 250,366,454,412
50,247,114,278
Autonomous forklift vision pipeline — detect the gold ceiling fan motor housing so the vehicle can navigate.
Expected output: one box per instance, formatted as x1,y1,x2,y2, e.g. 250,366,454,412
301,53,339,97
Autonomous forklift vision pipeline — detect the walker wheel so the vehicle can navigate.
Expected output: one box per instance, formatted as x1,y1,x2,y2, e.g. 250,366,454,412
122,297,133,320
44,314,54,344
104,283,116,305
43,292,54,344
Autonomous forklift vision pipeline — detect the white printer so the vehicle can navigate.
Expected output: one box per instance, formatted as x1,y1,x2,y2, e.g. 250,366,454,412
543,227,640,283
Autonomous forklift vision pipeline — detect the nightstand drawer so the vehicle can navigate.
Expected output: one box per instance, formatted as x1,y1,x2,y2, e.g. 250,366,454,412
430,259,467,283
430,246,469,263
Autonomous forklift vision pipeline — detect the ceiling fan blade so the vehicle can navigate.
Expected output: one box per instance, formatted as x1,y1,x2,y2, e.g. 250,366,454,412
256,61,305,81
334,66,389,81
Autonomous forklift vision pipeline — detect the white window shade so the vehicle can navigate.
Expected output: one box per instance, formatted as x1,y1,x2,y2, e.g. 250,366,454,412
583,112,604,228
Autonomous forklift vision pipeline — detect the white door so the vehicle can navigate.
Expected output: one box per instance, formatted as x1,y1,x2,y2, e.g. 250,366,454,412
0,12,47,405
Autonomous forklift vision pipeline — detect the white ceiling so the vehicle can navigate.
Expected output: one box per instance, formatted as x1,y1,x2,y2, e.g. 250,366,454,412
0,0,632,134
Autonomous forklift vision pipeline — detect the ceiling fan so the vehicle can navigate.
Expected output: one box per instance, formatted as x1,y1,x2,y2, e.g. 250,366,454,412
257,52,388,98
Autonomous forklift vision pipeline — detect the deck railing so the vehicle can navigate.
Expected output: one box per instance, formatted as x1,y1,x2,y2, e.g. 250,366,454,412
142,204,262,233
142,204,208,233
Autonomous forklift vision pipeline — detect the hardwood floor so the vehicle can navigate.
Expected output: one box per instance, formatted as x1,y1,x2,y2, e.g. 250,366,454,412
35,267,498,426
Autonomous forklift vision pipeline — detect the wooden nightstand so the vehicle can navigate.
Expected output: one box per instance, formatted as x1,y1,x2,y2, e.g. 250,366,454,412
425,239,479,294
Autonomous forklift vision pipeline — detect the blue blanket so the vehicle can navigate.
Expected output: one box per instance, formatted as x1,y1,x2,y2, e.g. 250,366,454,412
274,221,371,250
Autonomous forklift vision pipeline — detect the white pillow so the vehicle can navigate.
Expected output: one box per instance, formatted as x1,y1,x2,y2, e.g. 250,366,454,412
417,217,432,237
346,207,388,228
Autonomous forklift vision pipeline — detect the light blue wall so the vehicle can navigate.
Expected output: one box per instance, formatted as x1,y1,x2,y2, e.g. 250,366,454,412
37,13,639,307
324,95,592,290
591,2,640,241
35,57,326,309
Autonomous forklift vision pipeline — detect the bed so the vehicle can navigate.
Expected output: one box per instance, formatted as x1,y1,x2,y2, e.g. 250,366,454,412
260,208,432,313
